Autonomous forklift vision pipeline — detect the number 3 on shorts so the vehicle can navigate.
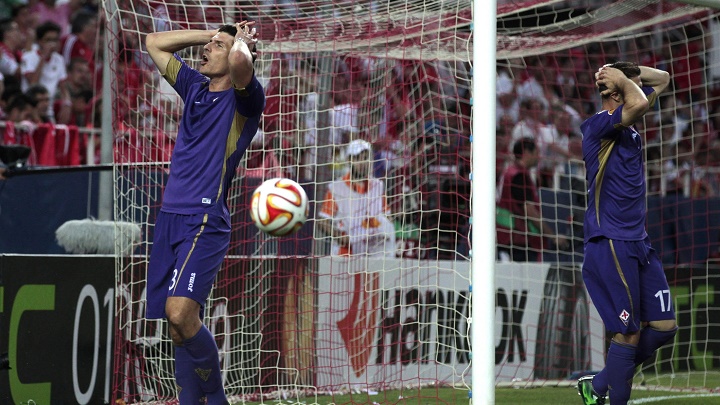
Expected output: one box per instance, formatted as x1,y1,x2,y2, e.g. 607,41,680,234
169,269,178,290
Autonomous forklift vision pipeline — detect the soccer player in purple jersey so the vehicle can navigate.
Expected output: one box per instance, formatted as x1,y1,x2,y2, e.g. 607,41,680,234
145,21,264,404
577,62,677,405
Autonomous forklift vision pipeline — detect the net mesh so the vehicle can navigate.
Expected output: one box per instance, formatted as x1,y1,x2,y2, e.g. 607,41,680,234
493,0,720,391
104,0,720,402
107,0,471,402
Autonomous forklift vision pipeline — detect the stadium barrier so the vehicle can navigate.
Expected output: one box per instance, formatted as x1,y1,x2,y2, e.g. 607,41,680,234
0,121,102,167
1,254,716,403
0,255,115,404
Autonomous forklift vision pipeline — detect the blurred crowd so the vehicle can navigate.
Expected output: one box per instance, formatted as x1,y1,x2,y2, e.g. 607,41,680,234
0,0,100,163
2,1,719,261
495,21,720,199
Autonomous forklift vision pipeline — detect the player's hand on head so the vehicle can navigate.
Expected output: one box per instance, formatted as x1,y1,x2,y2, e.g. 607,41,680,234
235,21,258,45
234,21,258,60
596,66,623,96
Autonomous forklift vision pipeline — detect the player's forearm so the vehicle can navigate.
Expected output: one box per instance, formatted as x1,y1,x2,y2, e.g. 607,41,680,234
639,66,670,89
228,39,254,88
618,78,650,125
146,30,214,55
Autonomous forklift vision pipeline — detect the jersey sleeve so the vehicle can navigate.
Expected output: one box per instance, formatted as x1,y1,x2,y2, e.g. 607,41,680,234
234,74,266,117
642,85,658,108
162,55,207,101
581,109,623,142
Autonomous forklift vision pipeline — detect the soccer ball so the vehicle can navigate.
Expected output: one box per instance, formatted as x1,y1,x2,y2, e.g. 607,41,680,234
249,178,308,237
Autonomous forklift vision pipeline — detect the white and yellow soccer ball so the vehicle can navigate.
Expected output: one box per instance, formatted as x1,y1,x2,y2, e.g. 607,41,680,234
249,178,308,237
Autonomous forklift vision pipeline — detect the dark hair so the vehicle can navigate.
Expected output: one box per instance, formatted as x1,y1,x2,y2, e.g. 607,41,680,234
218,24,257,62
71,89,94,102
36,21,61,41
11,4,27,20
68,57,89,72
70,10,97,35
6,93,32,112
218,24,238,37
513,137,536,158
598,61,641,94
26,84,49,107
520,97,543,111
0,18,15,42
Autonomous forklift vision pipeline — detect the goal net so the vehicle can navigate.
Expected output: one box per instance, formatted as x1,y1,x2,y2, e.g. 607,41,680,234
103,0,720,402
105,0,471,403
494,0,720,393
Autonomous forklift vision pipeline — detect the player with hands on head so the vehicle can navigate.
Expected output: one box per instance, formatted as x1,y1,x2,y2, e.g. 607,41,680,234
144,20,265,404
577,62,677,405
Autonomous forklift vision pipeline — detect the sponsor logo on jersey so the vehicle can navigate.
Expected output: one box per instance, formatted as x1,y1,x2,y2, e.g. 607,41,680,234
202,198,211,204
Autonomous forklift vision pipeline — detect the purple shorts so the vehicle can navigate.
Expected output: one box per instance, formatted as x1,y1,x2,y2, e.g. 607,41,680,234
582,237,675,334
146,211,230,319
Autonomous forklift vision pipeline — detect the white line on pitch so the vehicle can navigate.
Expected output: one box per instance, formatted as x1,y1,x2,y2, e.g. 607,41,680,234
628,393,720,404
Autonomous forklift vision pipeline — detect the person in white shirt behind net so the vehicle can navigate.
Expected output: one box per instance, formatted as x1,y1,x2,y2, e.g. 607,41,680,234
318,139,396,258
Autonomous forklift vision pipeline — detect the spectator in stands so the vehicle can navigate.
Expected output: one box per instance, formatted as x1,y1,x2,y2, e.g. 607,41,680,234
55,88,91,126
496,137,568,262
496,127,512,187
21,21,67,121
297,60,319,180
545,106,584,182
318,139,396,258
60,9,97,81
60,57,91,95
11,4,35,52
496,68,519,122
511,98,553,184
25,83,54,123
0,18,23,96
330,68,360,145
511,98,546,146
498,113,515,138
4,92,34,122
514,56,550,108
29,0,82,37
671,24,705,100
384,62,412,140
114,48,144,124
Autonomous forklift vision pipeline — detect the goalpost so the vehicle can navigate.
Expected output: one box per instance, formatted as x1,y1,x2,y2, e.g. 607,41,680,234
102,0,720,403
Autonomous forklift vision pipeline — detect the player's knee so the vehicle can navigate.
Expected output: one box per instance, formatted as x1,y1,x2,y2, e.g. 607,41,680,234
649,319,677,332
165,297,201,340
613,331,640,346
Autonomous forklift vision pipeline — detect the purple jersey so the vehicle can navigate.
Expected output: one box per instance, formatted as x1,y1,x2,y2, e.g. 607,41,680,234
581,86,657,243
160,55,265,218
